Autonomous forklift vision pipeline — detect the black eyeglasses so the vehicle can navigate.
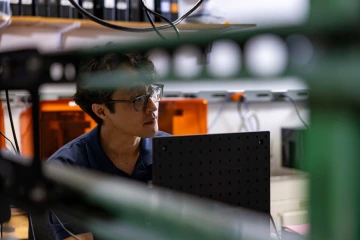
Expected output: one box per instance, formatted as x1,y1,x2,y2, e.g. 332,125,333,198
107,84,164,111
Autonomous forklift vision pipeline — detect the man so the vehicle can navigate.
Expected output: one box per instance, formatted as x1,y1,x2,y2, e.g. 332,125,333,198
47,52,170,240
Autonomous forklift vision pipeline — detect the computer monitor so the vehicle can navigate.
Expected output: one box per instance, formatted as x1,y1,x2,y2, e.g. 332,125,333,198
152,131,270,214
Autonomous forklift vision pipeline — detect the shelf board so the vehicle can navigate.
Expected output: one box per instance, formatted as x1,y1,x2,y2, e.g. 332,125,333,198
6,16,255,33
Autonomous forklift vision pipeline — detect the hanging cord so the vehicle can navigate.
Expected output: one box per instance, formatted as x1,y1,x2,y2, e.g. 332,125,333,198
141,0,180,40
270,215,281,240
0,130,17,152
237,96,260,132
50,210,80,240
5,90,20,152
282,95,309,130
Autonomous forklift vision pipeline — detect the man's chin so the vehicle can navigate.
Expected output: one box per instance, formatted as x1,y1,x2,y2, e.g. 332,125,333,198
140,126,159,138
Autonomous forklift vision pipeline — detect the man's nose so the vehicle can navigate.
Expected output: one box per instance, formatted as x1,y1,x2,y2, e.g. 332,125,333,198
145,97,158,112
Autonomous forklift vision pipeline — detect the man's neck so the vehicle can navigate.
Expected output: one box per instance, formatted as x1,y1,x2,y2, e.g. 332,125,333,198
99,124,141,174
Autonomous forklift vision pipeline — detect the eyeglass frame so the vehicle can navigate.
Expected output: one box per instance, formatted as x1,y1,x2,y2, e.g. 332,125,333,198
106,84,164,111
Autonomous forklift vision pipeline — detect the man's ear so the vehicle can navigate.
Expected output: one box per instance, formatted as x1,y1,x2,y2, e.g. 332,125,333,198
91,103,107,120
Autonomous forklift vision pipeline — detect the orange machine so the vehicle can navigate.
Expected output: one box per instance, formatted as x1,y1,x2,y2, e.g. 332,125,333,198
0,102,5,149
20,99,97,159
158,98,208,135
20,98,208,160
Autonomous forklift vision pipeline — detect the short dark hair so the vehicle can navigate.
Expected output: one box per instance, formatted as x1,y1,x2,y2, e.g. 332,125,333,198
73,52,158,125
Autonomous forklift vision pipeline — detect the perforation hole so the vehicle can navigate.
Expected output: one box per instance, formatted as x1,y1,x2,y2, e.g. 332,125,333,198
256,135,258,139
158,164,162,169
218,193,223,197
237,148,240,151
179,174,183,178
179,163,183,167
228,181,232,185
228,192,232,196
209,172,212,176
199,173,203,176
219,182,223,186
190,185,193,189
219,171,222,175
209,183,212,187
228,148,231,152
219,159,222,163
228,137,231,140
199,184,203,187
189,162,193,166
228,170,231,174
247,147,250,151
247,136,249,139
169,164,173,167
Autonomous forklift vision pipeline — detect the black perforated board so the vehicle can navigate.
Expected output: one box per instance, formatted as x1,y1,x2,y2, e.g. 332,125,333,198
152,131,270,214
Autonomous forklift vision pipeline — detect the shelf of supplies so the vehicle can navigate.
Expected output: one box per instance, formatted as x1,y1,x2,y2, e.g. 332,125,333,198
5,16,256,33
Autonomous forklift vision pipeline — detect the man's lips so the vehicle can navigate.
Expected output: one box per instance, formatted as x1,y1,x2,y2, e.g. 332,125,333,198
144,118,157,124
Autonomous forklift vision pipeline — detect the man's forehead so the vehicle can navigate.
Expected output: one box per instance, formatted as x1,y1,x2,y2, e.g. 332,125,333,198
116,83,150,94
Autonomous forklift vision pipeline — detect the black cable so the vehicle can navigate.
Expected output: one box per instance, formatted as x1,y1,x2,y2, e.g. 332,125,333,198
51,210,80,240
28,214,36,240
143,7,167,40
0,130,17,153
283,95,310,130
68,0,205,33
141,0,180,40
5,90,20,153
270,215,281,240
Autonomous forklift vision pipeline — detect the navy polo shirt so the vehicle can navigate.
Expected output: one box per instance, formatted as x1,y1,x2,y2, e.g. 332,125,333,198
47,125,170,240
